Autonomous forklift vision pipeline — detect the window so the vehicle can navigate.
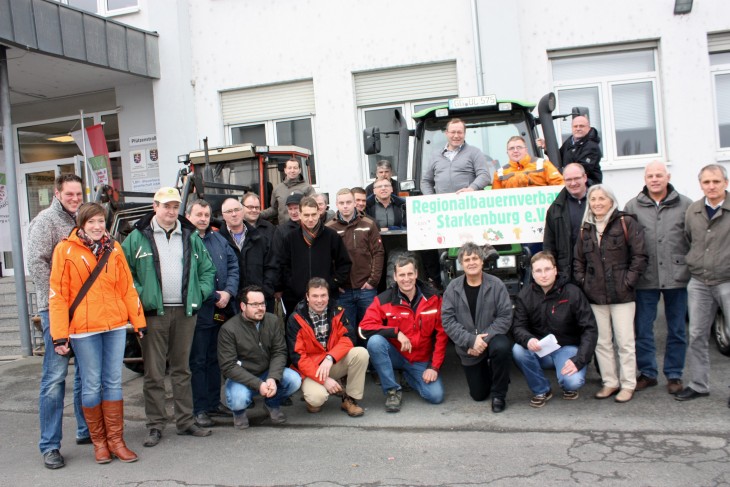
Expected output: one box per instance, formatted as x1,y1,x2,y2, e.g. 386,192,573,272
16,112,124,190
57,0,138,16
710,51,730,150
361,101,446,181
17,117,94,164
354,62,458,183
222,80,317,185
551,48,663,165
229,117,317,185
231,124,266,146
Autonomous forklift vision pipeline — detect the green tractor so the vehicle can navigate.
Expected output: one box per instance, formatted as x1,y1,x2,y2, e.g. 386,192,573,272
363,93,565,295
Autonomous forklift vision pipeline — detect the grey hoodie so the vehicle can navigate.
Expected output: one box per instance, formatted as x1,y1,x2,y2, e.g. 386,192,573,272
27,198,76,311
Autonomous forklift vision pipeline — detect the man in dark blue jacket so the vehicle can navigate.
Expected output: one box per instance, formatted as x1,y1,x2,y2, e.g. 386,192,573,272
511,252,597,408
186,199,239,428
219,197,277,313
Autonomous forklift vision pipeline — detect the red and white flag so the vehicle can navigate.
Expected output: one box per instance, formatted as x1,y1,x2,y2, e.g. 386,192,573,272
71,124,112,186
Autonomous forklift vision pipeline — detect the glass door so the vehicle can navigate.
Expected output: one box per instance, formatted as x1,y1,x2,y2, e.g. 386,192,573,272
5,158,81,277
20,159,79,223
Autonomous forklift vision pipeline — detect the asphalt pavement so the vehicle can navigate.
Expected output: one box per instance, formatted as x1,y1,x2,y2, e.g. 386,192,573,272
1,317,729,487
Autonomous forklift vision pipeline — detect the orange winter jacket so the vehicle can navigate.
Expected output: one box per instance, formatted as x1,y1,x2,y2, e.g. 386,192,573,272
492,155,564,189
49,230,145,343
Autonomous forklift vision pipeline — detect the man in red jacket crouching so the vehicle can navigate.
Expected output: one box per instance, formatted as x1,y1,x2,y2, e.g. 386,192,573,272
359,254,448,413
287,278,369,417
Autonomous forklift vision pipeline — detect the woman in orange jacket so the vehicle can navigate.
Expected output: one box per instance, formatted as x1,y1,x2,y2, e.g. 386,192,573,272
492,136,565,189
49,203,146,465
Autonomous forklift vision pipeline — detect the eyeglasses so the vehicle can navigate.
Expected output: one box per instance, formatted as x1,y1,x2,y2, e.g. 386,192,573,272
374,185,390,190
507,146,526,151
532,267,555,275
246,302,266,308
222,207,243,214
243,205,261,211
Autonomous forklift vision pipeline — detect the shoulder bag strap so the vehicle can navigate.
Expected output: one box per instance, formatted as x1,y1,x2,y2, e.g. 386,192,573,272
620,215,629,242
68,249,112,322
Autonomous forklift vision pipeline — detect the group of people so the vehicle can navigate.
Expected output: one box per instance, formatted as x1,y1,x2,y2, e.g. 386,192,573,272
29,115,730,471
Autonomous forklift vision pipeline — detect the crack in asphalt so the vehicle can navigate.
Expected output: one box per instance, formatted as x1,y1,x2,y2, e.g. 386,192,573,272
109,431,730,487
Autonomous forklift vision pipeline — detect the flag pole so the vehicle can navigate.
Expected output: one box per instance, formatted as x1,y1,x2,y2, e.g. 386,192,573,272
79,110,92,200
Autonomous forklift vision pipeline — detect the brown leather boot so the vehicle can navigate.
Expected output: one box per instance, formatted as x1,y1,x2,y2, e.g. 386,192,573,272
102,400,138,463
341,395,364,417
81,405,112,464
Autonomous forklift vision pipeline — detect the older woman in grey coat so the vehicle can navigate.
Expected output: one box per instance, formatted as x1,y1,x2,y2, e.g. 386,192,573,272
442,243,513,413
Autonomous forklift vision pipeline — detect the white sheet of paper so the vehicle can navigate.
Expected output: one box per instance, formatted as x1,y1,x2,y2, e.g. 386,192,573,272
535,334,560,357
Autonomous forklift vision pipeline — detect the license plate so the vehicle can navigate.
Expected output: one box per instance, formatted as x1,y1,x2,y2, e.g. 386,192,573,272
496,255,516,268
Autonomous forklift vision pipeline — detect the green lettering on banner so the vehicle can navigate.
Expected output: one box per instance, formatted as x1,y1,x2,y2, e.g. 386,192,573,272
407,186,564,250
536,207,546,222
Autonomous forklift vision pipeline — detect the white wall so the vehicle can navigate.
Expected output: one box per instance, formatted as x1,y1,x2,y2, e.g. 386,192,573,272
115,0,730,203
115,81,156,191
116,0,198,187
185,0,481,191
476,0,526,98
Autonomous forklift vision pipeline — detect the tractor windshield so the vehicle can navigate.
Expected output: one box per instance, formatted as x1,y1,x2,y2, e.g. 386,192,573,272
419,112,535,182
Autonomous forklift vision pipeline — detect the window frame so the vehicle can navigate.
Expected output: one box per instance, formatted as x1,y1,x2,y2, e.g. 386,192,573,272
551,48,664,169
55,0,139,17
710,60,730,158
227,115,319,187
14,110,123,186
358,99,448,184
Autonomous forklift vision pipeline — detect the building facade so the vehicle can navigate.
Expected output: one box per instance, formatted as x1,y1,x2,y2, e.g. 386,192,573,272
1,0,729,276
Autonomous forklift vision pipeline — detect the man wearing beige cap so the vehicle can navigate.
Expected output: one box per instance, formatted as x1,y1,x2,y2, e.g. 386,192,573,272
122,187,216,447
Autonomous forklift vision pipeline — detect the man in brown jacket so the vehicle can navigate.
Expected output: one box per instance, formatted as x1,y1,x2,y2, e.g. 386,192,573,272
327,188,384,331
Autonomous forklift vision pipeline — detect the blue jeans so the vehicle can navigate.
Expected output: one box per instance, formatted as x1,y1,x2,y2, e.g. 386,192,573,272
225,368,302,413
190,323,222,415
38,310,88,454
634,288,687,380
70,327,126,407
366,334,444,404
337,288,377,328
512,343,586,394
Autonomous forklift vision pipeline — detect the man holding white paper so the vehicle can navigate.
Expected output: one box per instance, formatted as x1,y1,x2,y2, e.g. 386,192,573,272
511,252,597,408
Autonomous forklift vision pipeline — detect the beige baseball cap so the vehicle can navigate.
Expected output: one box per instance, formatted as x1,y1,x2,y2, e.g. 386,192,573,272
154,187,182,204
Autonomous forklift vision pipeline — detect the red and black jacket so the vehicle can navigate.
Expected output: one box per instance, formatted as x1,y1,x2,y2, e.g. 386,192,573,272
359,282,447,371
286,300,356,384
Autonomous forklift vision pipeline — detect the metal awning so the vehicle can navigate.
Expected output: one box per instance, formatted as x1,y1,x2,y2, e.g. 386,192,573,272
0,0,159,105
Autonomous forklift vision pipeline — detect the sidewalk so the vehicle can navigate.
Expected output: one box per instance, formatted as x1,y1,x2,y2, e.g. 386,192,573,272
2,340,728,436
2,335,730,487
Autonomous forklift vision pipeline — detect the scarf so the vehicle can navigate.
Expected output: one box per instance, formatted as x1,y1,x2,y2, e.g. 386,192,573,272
76,228,114,259
302,218,323,247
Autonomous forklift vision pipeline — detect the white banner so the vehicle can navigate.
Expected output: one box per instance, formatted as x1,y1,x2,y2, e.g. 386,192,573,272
406,186,563,250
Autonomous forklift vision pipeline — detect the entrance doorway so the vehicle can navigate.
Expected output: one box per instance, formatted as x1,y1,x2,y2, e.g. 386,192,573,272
1,157,82,276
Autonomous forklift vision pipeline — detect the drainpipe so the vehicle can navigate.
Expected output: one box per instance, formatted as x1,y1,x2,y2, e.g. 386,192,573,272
0,46,32,357
471,0,485,96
